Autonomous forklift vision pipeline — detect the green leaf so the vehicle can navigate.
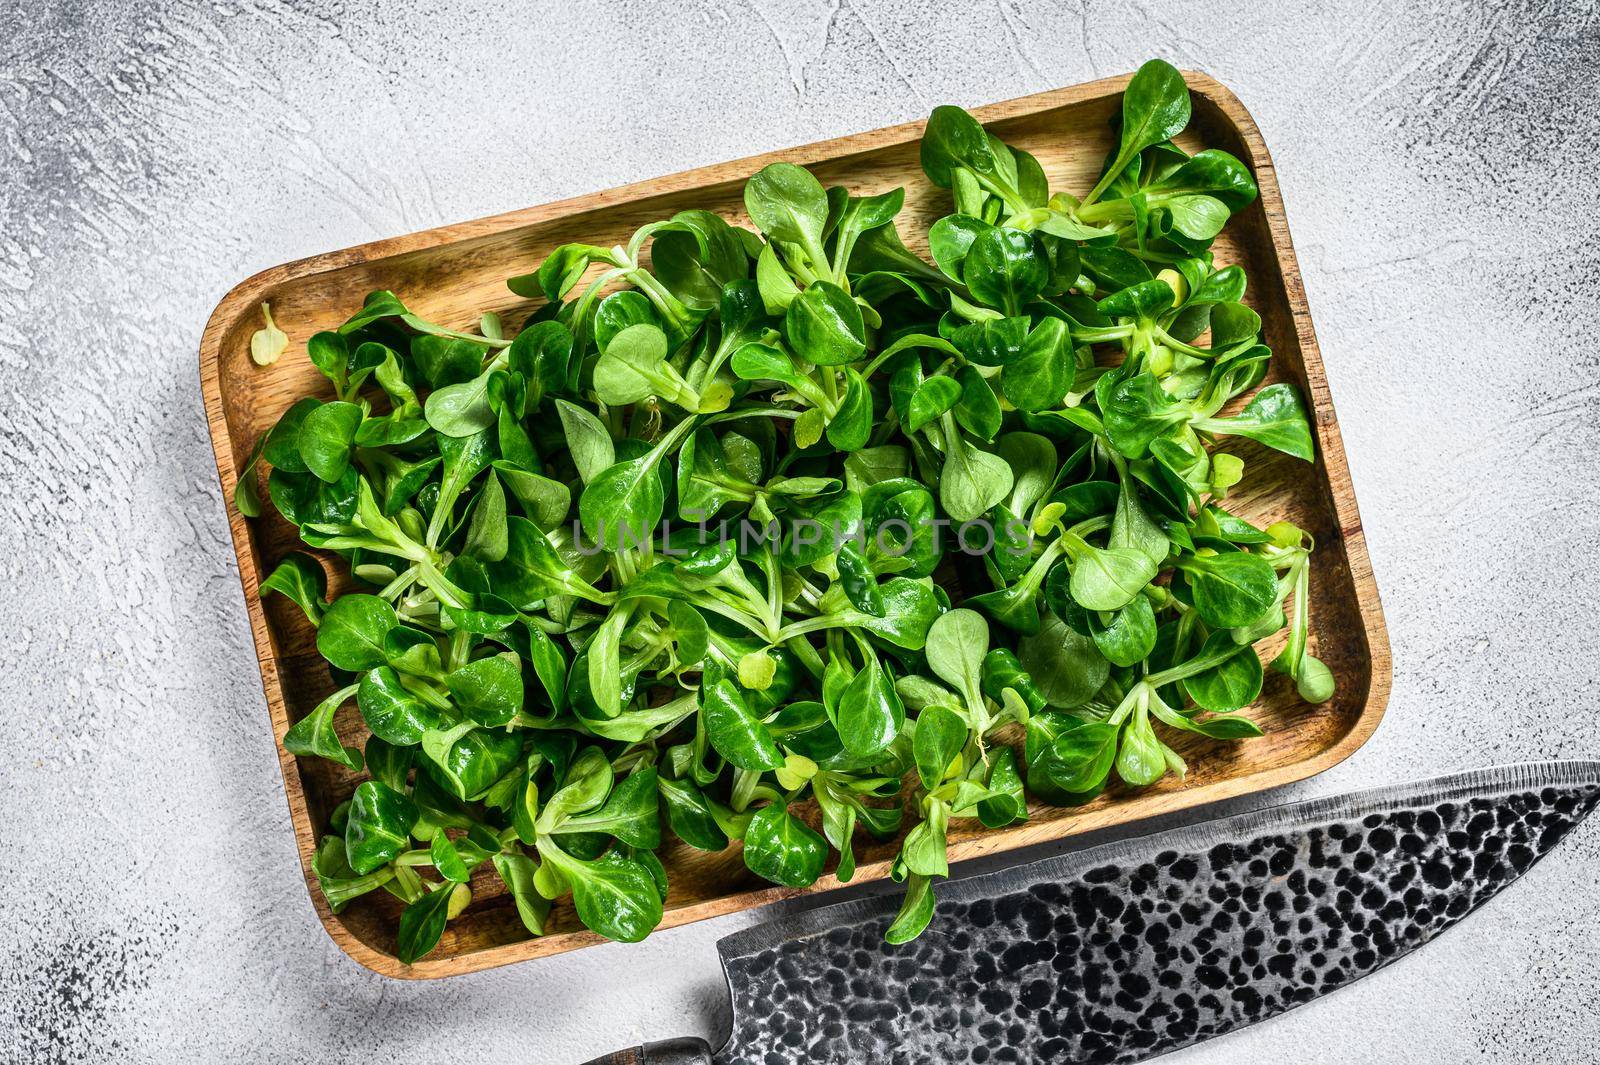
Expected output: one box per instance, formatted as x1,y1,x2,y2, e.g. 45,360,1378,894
233,436,267,517
906,376,961,434
1286,652,1336,704
489,517,607,608
1098,372,1189,459
317,595,398,672
412,335,485,390
364,737,413,792
594,290,660,351
1115,707,1167,786
963,226,1047,313
595,323,699,409
743,803,827,888
1037,210,1115,241
924,609,988,702
785,281,866,366
913,705,967,790
852,578,942,649
777,490,862,568
385,624,445,676
396,881,459,964
951,315,1027,367
938,419,1014,523
1148,149,1259,210
1110,475,1169,567
1179,551,1279,628
492,851,552,936
423,725,524,801
666,600,710,667
977,748,1027,828
555,398,616,485
731,341,807,390
495,464,571,531
928,214,989,280
543,844,664,943
953,365,1001,441
260,553,327,626
979,648,1046,715
1201,383,1314,461
313,835,394,913
425,358,504,438
429,832,479,884
1017,612,1109,709
538,747,613,829
1088,58,1191,204
834,541,885,617
1035,721,1119,794
1182,633,1264,712
658,776,729,852
921,106,999,189
428,429,494,546
1185,714,1265,739
358,666,444,746
462,471,509,562
653,210,750,311
1002,318,1071,412
756,243,802,313
446,652,524,727
836,656,906,758
744,163,830,252
1210,302,1262,348
522,243,613,302
554,768,661,849
507,320,573,407
829,188,905,274
344,780,419,875
1067,542,1158,612
579,454,666,553
521,622,568,711
283,684,362,771
825,368,873,451
306,330,348,388
267,400,329,474
298,401,363,483
900,801,950,876
1161,194,1230,240
1096,279,1175,322
864,479,941,577
1090,596,1159,668
885,873,937,944
701,664,784,771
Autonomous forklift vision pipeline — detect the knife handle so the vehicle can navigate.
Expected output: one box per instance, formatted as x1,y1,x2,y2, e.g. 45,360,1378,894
579,1036,712,1065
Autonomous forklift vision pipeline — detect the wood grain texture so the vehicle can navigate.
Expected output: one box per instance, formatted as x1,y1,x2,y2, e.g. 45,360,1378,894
198,70,1390,979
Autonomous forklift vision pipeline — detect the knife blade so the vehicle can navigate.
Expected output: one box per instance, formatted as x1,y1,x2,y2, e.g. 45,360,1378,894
579,760,1600,1065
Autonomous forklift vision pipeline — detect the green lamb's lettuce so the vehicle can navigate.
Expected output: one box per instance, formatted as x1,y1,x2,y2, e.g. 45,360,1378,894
243,59,1324,960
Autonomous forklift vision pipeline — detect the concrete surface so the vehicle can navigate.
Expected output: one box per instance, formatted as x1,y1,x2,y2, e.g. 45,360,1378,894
3,0,1598,1061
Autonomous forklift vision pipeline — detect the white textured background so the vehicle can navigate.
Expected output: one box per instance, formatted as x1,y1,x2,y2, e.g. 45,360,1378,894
4,1,1598,1062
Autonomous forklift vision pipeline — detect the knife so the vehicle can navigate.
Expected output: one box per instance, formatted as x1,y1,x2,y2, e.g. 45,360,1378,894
579,760,1600,1065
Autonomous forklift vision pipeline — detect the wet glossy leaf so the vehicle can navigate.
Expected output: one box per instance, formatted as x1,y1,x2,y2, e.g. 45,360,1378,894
785,281,866,366
743,803,826,888
913,704,966,790
317,595,398,672
344,780,418,875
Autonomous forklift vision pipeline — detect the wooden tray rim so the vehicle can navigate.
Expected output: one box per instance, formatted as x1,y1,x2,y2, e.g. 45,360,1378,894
199,69,1392,979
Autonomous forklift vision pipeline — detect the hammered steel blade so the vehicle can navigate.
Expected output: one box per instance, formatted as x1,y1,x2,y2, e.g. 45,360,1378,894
710,761,1600,1065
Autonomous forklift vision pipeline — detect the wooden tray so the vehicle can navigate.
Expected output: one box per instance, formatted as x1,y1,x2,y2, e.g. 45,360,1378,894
200,70,1390,978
